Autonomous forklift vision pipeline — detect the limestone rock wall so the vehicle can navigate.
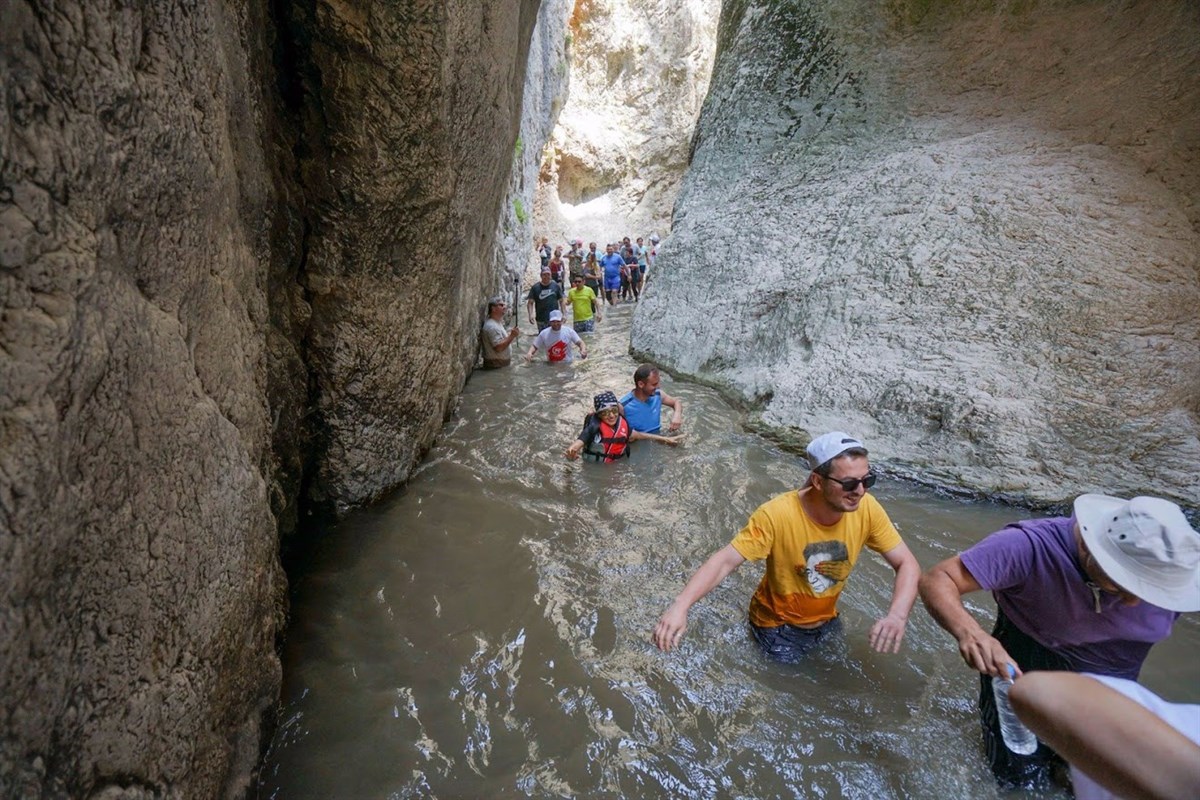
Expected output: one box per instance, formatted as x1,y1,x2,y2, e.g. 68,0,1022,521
492,0,574,300
291,1,542,514
1,0,540,796
533,0,720,244
1,1,290,796
634,0,1200,506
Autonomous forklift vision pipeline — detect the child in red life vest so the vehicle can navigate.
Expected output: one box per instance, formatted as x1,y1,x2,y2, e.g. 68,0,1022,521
565,391,683,462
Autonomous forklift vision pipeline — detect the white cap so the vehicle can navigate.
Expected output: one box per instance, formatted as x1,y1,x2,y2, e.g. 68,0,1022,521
548,310,563,322
1075,494,1200,612
806,431,866,469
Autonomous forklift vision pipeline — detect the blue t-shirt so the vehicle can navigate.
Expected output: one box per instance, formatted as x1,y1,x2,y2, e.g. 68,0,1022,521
600,253,625,282
620,389,663,433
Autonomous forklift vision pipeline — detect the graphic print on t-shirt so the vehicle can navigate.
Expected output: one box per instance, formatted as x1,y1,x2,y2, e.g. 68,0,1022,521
799,540,850,594
547,339,569,362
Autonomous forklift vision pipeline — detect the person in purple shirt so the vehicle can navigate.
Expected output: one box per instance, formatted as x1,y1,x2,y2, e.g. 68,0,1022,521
919,493,1200,790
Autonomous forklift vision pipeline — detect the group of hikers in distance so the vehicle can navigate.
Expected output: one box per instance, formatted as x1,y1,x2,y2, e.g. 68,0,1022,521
477,233,1200,800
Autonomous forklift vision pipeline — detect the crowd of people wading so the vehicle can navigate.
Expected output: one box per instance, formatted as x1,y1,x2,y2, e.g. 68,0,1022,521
473,230,1200,800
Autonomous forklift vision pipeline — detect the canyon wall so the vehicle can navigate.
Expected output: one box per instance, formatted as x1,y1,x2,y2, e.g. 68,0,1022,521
634,0,1200,507
492,0,574,301
533,0,720,245
291,1,542,515
1,0,539,796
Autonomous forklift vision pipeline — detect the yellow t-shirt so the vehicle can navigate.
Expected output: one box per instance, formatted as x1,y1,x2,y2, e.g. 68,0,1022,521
567,285,596,322
730,490,901,628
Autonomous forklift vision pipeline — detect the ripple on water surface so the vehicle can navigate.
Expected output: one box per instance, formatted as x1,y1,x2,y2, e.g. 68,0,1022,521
260,305,1199,799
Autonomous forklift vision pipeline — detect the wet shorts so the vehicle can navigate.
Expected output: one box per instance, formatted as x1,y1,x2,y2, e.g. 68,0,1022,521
574,318,594,332
750,616,843,663
604,277,620,291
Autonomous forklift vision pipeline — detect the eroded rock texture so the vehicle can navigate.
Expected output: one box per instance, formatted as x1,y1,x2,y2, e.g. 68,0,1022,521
1,1,288,796
491,0,573,301
291,1,542,513
533,0,719,243
635,0,1200,506
1,0,539,796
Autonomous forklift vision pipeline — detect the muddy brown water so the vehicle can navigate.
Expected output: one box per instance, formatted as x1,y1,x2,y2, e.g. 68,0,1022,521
259,301,1199,799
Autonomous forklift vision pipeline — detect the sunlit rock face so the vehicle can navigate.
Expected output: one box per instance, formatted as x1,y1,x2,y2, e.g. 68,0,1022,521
533,0,720,245
492,0,574,297
635,0,1200,506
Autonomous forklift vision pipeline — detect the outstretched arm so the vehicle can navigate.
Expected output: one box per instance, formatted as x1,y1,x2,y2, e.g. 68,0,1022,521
869,542,920,653
919,556,1017,678
660,391,683,431
1010,673,1200,800
653,544,745,651
629,430,683,447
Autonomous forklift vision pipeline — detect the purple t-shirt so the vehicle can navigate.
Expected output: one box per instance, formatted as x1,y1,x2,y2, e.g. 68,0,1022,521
960,516,1179,679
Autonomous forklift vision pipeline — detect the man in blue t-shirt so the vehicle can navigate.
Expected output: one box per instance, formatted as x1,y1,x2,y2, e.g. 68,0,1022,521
620,363,684,433
599,244,626,306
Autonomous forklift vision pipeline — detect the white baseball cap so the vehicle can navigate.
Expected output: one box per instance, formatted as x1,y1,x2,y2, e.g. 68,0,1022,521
548,310,563,322
806,431,866,469
1075,494,1200,612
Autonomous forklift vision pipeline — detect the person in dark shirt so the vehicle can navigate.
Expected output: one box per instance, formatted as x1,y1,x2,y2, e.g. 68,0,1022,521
525,267,564,331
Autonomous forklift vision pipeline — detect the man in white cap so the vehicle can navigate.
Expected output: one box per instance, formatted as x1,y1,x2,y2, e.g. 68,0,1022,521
652,431,920,662
919,494,1199,789
525,310,586,364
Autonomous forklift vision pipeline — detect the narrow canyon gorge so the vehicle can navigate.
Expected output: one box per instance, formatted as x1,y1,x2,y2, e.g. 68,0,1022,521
1,0,1196,796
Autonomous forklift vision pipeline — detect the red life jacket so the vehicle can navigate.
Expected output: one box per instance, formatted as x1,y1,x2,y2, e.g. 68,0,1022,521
586,416,630,462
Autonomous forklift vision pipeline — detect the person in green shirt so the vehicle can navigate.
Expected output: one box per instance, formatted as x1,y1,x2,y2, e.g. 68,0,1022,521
566,275,600,332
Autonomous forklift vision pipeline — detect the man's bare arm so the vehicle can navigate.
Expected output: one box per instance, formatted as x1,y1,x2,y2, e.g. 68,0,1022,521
660,391,683,431
653,544,744,651
1011,673,1200,800
919,556,1017,678
868,542,920,653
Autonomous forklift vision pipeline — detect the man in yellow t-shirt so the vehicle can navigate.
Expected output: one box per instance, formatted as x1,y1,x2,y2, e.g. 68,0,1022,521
652,431,921,662
566,275,599,332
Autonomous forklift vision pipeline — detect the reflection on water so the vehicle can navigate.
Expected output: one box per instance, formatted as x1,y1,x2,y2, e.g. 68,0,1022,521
259,302,1200,799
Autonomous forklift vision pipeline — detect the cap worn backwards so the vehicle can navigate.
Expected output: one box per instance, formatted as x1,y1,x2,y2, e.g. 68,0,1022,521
806,431,866,469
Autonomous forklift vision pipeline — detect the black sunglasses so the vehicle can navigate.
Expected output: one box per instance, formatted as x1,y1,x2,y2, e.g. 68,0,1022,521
823,473,877,492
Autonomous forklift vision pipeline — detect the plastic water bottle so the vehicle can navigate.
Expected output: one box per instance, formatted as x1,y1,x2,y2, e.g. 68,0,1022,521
992,663,1038,755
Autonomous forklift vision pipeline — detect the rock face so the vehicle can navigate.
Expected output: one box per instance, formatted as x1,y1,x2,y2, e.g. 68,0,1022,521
533,0,720,244
1,2,289,796
492,0,574,299
291,1,542,515
634,0,1200,506
1,0,540,796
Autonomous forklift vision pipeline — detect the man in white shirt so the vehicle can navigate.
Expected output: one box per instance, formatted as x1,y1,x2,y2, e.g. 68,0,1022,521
525,310,586,363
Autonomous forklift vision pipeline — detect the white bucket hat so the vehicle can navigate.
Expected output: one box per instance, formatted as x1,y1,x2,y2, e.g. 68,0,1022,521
1074,494,1200,612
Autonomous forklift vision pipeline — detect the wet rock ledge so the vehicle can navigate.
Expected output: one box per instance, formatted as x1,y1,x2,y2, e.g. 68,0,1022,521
1,0,541,796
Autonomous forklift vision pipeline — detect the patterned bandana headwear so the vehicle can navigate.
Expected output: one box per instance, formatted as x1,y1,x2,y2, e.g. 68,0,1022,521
593,391,620,413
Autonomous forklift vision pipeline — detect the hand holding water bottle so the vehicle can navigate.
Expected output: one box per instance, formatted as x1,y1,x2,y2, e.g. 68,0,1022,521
993,663,1039,755
957,628,1022,680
